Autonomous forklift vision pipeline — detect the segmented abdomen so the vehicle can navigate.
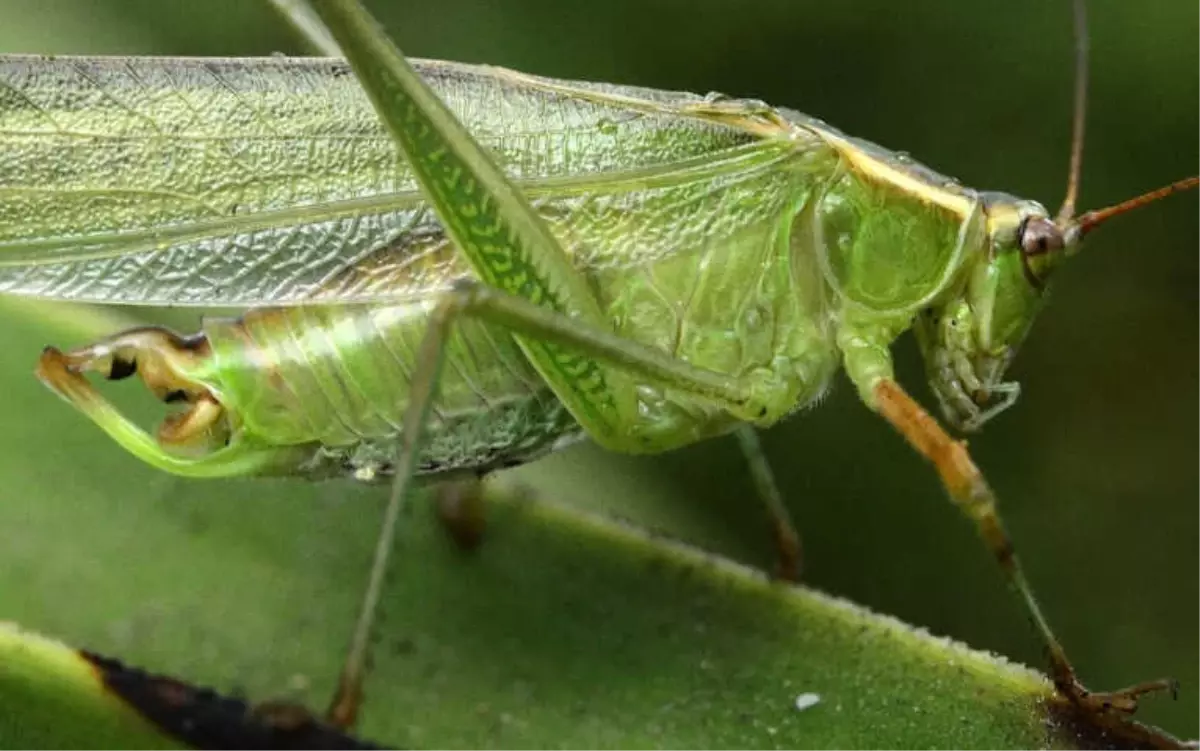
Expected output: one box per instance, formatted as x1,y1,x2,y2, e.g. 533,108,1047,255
202,303,579,479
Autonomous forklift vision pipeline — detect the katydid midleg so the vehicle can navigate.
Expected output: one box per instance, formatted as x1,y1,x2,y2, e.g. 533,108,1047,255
0,0,1193,732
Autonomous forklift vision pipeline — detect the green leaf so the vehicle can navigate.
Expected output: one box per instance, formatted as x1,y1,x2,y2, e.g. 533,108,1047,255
0,621,372,749
0,623,182,748
0,299,1184,749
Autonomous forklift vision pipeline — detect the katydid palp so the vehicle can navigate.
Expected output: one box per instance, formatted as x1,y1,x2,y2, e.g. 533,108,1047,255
0,0,1193,732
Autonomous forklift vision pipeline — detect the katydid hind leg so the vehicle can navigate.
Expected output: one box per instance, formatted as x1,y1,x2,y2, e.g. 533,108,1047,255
326,277,762,726
324,278,753,724
267,0,341,56
294,0,812,725
329,276,816,720
871,378,1176,718
418,280,794,426
734,425,802,581
326,292,454,729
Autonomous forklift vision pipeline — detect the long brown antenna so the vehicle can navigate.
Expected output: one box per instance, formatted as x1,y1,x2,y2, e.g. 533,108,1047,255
1056,0,1090,224
1056,0,1197,240
1074,177,1200,237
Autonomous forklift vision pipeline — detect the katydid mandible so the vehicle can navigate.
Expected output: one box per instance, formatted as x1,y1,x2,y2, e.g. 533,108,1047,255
0,0,1192,730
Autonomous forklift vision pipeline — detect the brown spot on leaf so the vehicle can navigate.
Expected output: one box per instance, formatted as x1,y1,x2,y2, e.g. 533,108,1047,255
80,651,379,749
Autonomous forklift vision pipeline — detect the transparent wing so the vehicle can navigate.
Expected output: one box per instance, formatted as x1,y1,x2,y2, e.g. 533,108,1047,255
0,56,824,306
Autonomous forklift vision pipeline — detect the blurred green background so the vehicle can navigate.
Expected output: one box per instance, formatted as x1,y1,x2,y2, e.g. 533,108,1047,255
0,0,1194,741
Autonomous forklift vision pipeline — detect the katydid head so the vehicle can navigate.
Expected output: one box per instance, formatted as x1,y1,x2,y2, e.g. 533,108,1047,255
916,0,1198,431
915,196,1046,431
919,177,1198,433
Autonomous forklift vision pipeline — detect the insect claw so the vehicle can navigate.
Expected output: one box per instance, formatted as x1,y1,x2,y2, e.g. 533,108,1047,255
44,341,145,385
38,335,296,478
1057,675,1179,717
37,345,64,372
38,329,235,452
36,346,100,404
157,395,227,448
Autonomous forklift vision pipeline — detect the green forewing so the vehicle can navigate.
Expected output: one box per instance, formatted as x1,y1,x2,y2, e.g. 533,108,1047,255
0,56,788,307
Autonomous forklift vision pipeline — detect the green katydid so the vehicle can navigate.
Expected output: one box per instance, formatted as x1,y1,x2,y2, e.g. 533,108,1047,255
0,0,1193,732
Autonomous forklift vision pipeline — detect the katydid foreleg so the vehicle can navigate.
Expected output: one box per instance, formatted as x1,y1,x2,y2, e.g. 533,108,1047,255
869,377,1175,716
837,321,1175,716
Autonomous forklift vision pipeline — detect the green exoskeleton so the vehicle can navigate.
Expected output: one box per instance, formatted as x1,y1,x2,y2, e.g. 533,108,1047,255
0,0,1193,731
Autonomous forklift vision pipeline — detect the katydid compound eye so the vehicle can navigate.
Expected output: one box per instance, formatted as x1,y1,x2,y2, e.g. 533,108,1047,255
1017,216,1065,286
1018,216,1064,256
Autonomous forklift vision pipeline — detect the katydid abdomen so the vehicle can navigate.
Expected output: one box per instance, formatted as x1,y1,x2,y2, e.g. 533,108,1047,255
198,304,577,479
